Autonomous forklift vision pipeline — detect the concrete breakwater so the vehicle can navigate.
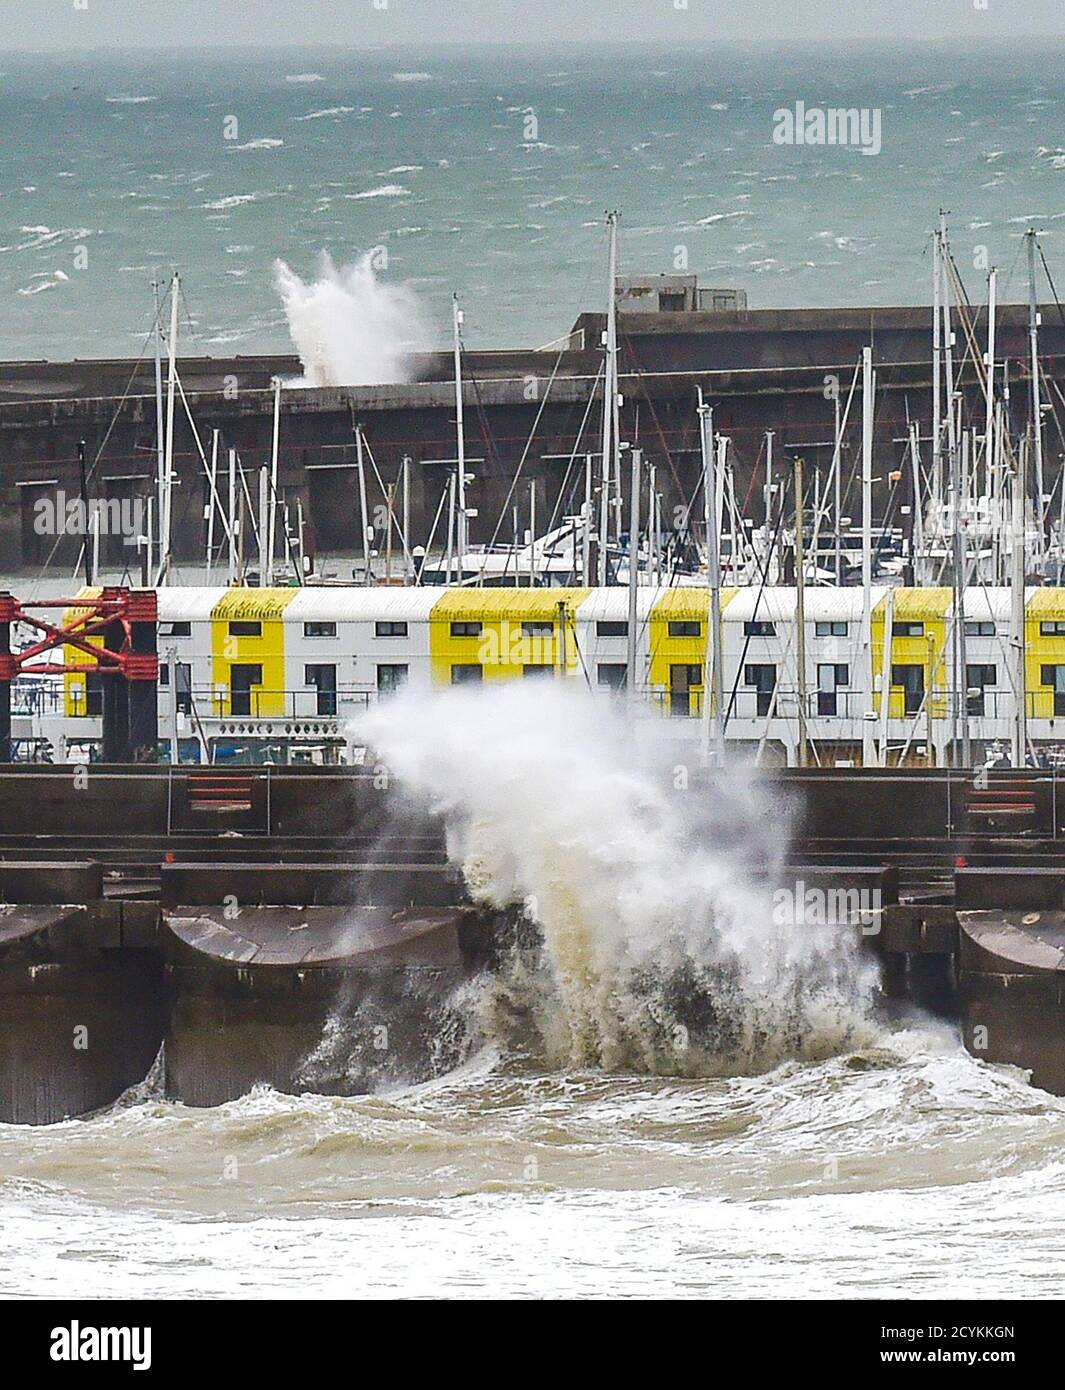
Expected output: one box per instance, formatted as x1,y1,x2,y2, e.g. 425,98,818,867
1,765,1065,1121
3,303,1065,576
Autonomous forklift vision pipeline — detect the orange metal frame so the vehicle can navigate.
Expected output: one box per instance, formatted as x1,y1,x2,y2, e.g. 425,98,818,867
0,589,158,682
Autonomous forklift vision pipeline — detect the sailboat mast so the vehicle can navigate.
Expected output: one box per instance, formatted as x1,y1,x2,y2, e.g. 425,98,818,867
152,275,165,575
205,428,219,580
158,270,179,583
354,424,371,587
1027,229,1046,575
1011,443,1028,767
452,294,467,569
699,392,725,765
986,266,998,580
598,211,619,585
267,376,281,585
794,456,808,769
626,448,641,705
227,448,238,585
932,219,943,514
861,347,876,767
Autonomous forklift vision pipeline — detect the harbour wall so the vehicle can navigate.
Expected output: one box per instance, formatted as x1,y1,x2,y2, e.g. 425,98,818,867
2,766,1065,1118
1,304,1062,577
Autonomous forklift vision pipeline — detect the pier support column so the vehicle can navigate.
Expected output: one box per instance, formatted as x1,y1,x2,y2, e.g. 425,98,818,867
908,952,957,1017
127,590,159,763
0,594,13,764
100,588,129,762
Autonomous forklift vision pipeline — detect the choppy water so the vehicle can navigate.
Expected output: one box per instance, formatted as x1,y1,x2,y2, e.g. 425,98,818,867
3,1033,1065,1299
3,41,1065,359
5,685,1065,1301
5,48,1065,1299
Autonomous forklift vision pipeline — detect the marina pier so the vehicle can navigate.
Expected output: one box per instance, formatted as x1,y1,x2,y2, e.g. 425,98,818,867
3,762,1065,1122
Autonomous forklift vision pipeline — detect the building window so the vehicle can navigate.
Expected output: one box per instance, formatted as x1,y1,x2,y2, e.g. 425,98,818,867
965,621,996,638
377,664,408,695
304,621,337,639
523,664,554,678
597,663,627,691
892,622,925,639
451,664,483,684
1041,621,1065,637
1042,665,1065,717
596,621,628,638
522,621,554,637
966,663,996,717
815,621,847,638
668,620,701,638
305,664,337,716
744,663,776,717
744,620,776,637
159,621,191,638
375,621,408,638
228,621,262,638
450,621,482,638
892,663,925,716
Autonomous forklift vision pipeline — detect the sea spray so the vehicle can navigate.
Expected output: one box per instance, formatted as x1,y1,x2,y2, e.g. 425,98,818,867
273,250,431,386
357,683,878,1078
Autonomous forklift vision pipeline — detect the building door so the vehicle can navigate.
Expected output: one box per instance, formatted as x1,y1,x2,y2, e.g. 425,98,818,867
1042,665,1065,717
160,661,193,714
745,663,777,717
670,663,702,717
966,663,996,717
817,663,848,717
230,663,263,717
305,664,337,716
891,663,925,716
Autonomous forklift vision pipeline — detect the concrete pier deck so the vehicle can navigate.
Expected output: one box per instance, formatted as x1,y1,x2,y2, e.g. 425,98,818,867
1,767,1065,1119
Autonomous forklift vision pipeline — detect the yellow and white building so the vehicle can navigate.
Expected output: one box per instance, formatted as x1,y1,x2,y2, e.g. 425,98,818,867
36,583,1065,765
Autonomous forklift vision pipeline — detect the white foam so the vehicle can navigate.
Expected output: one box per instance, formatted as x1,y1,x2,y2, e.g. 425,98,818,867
273,249,432,387
347,184,410,200
357,683,876,1076
227,138,284,153
294,107,355,122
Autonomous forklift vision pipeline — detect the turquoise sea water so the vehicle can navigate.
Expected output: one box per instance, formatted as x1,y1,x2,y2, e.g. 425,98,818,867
1,40,1064,360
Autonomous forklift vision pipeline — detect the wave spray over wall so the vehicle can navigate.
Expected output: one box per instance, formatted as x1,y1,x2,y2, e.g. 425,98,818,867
358,684,877,1077
273,251,431,387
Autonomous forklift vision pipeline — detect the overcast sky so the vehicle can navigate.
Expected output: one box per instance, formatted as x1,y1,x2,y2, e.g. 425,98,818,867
3,0,1064,50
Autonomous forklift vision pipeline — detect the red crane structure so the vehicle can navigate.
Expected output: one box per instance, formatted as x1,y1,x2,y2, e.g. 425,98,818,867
0,588,159,762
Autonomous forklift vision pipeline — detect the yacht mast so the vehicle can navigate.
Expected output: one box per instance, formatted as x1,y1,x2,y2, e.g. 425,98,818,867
1010,443,1028,766
1027,229,1046,575
699,392,725,765
598,211,619,584
267,376,281,585
452,294,468,569
861,347,876,767
932,219,943,518
157,270,179,584
152,274,165,577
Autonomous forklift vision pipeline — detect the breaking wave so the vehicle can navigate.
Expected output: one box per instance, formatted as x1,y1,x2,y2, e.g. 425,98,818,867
357,683,878,1078
273,249,432,387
